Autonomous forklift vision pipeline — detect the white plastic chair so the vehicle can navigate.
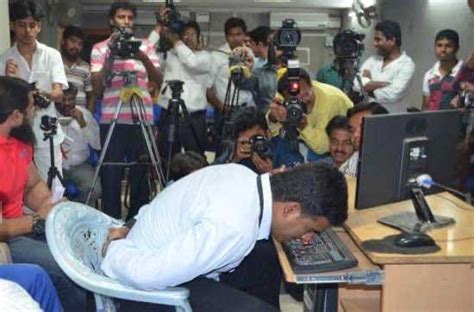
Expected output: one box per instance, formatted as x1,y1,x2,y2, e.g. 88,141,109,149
46,202,192,312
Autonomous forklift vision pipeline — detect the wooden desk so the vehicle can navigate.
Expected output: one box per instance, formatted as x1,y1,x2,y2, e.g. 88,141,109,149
344,177,474,312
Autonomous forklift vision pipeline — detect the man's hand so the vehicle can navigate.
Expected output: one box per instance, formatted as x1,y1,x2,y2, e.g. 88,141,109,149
70,108,87,128
269,96,287,123
102,226,130,257
233,138,252,162
362,69,372,79
297,115,308,130
5,59,20,78
251,154,273,174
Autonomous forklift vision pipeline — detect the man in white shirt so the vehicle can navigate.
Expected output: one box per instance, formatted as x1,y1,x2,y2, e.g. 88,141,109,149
207,17,256,113
353,20,415,113
102,163,348,311
0,0,68,183
55,83,101,204
150,14,211,166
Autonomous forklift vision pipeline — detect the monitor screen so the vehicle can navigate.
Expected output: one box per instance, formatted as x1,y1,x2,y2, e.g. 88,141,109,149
355,110,463,209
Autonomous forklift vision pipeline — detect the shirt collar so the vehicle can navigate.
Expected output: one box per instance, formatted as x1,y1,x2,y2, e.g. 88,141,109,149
432,59,464,77
257,173,273,240
13,40,43,56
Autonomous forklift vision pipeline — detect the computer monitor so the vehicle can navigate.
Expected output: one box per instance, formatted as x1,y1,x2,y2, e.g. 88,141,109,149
355,110,463,210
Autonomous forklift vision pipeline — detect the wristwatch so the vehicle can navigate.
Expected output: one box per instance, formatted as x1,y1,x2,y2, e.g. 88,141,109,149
31,213,46,237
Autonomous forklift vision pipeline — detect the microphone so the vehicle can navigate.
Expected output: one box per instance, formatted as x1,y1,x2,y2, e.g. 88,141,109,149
412,174,467,200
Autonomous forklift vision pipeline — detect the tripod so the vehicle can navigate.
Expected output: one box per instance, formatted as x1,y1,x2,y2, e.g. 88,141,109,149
41,116,65,190
85,71,165,206
337,57,369,105
163,80,204,181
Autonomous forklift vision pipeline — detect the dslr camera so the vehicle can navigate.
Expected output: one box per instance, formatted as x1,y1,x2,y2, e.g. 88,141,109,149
110,27,142,59
333,30,365,59
250,134,273,159
29,82,50,109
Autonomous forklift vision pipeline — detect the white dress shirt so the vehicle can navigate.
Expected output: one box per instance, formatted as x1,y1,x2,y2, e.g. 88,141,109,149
339,151,358,177
101,164,273,290
60,106,101,170
353,52,415,113
0,41,68,149
149,31,212,112
209,43,255,108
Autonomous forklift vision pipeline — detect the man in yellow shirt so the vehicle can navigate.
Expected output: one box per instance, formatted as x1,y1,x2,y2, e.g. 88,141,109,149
268,69,353,158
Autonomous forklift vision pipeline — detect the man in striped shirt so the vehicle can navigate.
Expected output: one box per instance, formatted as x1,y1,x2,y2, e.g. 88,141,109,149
60,25,95,112
90,1,162,219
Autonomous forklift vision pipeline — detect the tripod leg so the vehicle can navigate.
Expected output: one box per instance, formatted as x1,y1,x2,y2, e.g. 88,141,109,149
85,99,125,206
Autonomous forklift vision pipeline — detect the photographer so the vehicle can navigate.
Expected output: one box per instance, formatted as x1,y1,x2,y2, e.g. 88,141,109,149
0,0,68,183
90,1,162,219
0,76,86,311
231,108,274,174
268,69,353,159
55,83,102,204
150,9,211,160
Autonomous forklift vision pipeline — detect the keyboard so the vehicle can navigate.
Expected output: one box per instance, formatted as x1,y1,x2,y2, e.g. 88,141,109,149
282,228,358,274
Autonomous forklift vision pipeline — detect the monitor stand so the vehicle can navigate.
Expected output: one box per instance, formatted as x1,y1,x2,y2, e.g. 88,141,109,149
377,186,456,234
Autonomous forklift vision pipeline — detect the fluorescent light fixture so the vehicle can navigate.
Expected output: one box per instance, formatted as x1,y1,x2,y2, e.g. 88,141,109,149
142,0,182,3
253,0,292,3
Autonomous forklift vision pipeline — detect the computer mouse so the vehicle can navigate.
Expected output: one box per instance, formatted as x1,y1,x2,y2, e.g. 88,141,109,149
394,232,436,248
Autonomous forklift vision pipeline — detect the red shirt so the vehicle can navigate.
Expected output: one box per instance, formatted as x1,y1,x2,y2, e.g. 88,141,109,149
0,135,32,218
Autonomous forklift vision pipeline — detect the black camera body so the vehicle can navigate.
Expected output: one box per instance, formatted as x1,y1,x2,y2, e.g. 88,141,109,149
154,0,187,52
40,115,58,132
276,19,301,54
29,82,50,109
250,134,273,159
333,30,365,59
284,60,306,127
110,27,142,59
166,80,185,98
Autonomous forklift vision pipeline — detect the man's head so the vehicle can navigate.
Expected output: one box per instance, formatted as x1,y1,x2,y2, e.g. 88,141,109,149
270,163,348,241
54,82,78,117
9,0,44,46
108,1,137,30
61,25,86,60
224,17,247,50
374,20,401,57
181,21,201,51
434,29,459,63
347,102,388,150
0,76,35,143
169,151,208,181
325,116,354,167
247,26,273,58
278,69,315,110
233,107,269,160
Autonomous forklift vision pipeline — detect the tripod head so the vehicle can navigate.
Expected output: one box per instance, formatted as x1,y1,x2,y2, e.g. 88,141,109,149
166,80,185,99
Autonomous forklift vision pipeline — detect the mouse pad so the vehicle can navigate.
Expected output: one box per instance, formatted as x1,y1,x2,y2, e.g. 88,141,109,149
361,235,441,254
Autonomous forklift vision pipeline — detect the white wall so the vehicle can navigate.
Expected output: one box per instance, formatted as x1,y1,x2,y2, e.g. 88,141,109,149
0,0,10,54
380,0,474,109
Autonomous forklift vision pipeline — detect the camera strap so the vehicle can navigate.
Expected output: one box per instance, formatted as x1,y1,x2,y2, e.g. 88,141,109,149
257,175,264,227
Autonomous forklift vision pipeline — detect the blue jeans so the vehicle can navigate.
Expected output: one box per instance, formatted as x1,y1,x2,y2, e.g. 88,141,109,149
8,236,87,311
0,263,62,312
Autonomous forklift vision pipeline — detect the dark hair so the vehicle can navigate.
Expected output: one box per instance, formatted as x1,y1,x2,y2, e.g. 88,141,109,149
181,21,201,39
108,1,137,19
233,107,268,140
347,102,388,119
0,76,35,144
248,26,273,45
375,20,402,47
325,115,351,137
9,0,44,22
224,17,247,36
170,151,208,181
270,162,348,225
64,82,78,95
277,69,312,95
435,29,460,48
62,25,85,41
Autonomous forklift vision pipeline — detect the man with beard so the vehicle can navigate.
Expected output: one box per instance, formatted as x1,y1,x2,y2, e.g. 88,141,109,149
60,25,95,112
0,0,68,182
0,76,86,311
353,20,415,113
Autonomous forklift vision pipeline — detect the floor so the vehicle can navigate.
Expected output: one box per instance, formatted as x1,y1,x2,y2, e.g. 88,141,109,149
280,294,304,312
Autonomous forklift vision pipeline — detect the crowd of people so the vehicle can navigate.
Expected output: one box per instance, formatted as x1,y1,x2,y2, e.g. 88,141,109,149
1,0,473,311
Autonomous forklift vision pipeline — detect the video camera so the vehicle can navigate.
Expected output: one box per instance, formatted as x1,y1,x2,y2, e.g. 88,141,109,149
333,30,365,59
460,89,474,108
29,82,50,109
250,134,273,159
275,19,301,59
154,0,187,52
40,115,58,133
110,27,142,59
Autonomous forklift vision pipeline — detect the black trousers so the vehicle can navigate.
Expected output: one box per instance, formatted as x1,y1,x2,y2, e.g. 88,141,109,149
100,124,150,220
158,109,207,167
118,240,282,312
